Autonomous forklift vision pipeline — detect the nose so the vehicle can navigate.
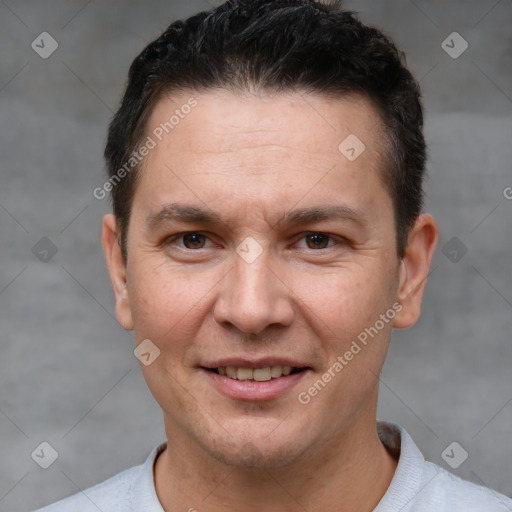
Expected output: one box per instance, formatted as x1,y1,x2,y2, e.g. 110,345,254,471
213,245,294,336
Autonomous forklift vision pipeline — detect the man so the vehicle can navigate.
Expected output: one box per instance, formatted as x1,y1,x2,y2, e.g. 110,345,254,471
37,0,512,510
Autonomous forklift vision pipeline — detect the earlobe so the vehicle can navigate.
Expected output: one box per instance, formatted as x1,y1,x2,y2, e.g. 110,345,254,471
102,214,134,331
393,214,438,329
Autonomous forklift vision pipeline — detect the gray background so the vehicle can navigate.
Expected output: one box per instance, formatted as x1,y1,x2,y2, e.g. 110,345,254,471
0,0,511,510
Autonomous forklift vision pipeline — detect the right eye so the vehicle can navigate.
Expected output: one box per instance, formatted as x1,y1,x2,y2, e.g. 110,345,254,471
165,232,214,250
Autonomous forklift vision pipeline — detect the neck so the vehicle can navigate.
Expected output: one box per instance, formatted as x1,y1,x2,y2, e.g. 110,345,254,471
155,407,398,512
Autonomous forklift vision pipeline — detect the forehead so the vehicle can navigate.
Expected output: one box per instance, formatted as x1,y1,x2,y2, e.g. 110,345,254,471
135,89,392,228
146,88,386,154
143,89,388,173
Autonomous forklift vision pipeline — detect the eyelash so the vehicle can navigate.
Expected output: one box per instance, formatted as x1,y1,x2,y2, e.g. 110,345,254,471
164,231,344,252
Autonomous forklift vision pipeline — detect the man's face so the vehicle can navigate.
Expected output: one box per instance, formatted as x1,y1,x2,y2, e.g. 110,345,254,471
108,90,410,467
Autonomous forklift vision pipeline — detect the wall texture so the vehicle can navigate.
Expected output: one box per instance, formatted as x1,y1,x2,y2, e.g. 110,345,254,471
0,1,511,510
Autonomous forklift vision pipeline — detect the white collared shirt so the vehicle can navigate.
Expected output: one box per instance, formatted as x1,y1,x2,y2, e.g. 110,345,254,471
34,421,512,511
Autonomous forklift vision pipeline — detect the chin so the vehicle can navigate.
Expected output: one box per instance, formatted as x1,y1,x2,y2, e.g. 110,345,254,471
198,423,311,469
210,443,308,469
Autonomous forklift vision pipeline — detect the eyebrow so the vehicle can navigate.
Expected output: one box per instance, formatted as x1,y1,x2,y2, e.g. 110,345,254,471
145,202,366,231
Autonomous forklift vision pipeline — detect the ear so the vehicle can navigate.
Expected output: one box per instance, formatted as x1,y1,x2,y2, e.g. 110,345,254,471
393,213,438,329
102,213,134,330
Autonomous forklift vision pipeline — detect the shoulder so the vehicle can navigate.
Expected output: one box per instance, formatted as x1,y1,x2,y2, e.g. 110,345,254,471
33,443,166,512
376,421,512,512
33,465,140,512
417,461,512,511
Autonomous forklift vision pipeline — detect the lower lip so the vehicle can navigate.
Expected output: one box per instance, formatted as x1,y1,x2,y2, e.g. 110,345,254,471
202,369,309,401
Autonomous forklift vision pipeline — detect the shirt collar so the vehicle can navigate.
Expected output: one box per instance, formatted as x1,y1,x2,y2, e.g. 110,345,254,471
130,441,167,511
374,420,434,511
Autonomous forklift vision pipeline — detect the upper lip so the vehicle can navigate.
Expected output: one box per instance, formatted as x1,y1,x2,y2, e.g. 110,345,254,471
200,357,310,369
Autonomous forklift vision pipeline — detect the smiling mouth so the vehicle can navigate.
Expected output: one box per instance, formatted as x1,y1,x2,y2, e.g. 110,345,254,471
202,366,308,381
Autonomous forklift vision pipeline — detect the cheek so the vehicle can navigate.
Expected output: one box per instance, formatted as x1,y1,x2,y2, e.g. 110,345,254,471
128,262,208,414
127,260,208,348
294,266,394,343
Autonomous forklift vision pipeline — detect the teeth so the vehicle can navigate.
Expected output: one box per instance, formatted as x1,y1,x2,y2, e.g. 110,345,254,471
253,367,272,381
237,367,253,380
271,366,283,378
215,365,300,380
226,366,237,379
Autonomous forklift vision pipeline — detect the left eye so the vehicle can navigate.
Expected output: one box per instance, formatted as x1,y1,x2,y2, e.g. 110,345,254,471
176,232,211,249
295,233,337,250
